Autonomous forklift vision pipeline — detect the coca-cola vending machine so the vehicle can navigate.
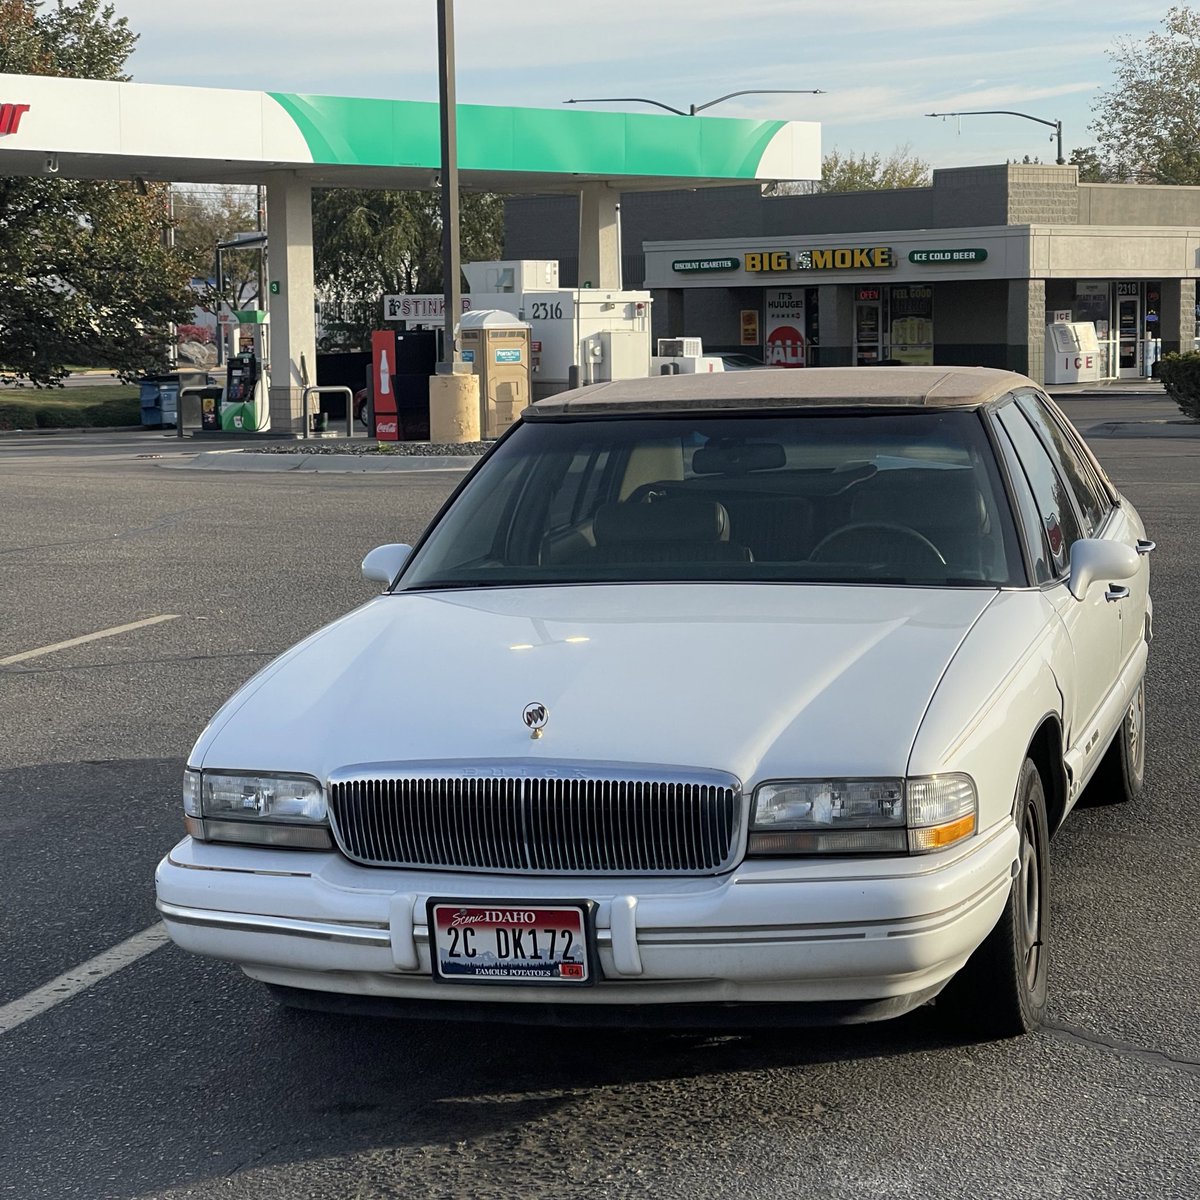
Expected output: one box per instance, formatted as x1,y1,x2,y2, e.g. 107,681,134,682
370,330,399,440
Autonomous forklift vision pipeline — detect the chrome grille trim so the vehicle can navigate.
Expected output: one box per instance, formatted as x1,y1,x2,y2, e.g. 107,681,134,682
327,760,743,875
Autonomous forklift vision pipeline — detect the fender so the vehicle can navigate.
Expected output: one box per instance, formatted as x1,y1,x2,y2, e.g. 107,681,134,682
910,591,1065,834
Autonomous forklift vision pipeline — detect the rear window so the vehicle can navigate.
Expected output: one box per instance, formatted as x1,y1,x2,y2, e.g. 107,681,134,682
398,412,1025,590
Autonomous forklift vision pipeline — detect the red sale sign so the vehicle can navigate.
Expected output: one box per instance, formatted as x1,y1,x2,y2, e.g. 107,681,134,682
765,324,806,368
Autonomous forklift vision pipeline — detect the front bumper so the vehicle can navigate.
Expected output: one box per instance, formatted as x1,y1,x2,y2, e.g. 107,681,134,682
155,822,1018,1015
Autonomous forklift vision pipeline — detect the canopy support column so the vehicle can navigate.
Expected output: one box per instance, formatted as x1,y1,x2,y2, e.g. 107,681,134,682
578,183,622,290
265,172,317,432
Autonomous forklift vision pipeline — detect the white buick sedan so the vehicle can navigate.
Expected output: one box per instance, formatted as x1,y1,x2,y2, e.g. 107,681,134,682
156,367,1152,1037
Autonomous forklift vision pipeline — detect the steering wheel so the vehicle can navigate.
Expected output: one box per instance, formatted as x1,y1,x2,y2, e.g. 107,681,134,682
809,522,947,569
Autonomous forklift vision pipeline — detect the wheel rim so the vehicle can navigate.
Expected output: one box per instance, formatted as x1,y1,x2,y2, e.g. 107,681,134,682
1127,684,1145,774
1019,804,1044,991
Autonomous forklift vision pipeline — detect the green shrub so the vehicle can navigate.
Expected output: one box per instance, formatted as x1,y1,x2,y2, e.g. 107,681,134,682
37,397,139,427
0,391,139,430
1157,352,1200,420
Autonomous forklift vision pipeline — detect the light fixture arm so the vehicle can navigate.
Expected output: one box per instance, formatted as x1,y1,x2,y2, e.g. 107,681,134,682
564,96,689,116
564,89,824,117
689,89,825,115
926,109,1064,165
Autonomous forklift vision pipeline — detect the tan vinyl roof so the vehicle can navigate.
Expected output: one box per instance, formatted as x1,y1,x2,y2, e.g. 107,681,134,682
525,366,1035,418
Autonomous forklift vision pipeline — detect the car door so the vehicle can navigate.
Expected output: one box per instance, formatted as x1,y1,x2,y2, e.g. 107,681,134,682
992,399,1121,765
1017,391,1150,671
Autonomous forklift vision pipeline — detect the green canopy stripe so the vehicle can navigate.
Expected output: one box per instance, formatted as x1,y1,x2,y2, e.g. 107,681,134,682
269,92,787,179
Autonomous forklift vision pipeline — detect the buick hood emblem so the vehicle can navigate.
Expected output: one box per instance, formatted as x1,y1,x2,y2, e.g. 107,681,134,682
522,702,549,739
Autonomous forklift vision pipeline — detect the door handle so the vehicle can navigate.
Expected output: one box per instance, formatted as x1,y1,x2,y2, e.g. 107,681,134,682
1105,585,1131,602
1136,539,1156,556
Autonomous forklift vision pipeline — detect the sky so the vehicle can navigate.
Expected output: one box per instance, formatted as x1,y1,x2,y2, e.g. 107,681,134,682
115,0,1170,175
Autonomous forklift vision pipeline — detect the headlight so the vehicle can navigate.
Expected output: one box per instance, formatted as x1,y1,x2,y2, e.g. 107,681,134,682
748,774,976,856
182,769,333,850
750,779,907,854
905,774,978,852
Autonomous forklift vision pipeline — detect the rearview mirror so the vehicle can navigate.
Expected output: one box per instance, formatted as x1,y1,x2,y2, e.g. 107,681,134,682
361,543,412,585
1068,539,1139,600
692,442,786,475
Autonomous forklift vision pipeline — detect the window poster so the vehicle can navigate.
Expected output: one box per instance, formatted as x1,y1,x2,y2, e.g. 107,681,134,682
887,285,933,365
764,288,806,367
1074,281,1109,326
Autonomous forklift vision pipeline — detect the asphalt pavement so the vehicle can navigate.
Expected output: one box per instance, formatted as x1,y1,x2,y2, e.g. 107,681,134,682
0,389,1197,1200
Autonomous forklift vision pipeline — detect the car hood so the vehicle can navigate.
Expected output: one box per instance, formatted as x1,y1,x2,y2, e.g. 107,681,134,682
194,584,996,785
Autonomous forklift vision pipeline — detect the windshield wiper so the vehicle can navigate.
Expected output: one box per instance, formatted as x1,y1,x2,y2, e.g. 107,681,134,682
398,580,508,592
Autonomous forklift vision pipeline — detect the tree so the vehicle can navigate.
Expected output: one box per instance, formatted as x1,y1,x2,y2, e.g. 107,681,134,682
820,145,931,192
173,184,263,311
1090,6,1200,183
1068,146,1110,182
774,146,931,195
312,188,505,349
0,1,195,384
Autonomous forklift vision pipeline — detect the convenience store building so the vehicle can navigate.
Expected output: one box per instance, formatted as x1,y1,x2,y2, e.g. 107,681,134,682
505,163,1200,385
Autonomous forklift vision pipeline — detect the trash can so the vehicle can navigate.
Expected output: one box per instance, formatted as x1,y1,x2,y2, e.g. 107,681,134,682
139,375,175,427
195,386,223,432
139,371,210,428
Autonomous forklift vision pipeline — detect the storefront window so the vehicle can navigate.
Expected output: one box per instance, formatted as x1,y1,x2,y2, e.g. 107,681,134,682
887,285,934,365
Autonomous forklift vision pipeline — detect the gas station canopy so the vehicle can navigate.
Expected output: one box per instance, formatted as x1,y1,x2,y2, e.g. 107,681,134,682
0,73,821,190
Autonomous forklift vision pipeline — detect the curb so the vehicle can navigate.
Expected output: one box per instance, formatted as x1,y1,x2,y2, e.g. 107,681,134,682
1085,420,1200,439
164,450,480,473
0,424,146,437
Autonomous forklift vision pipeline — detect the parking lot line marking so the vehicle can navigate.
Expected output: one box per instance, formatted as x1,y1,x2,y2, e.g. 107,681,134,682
0,615,179,666
0,922,171,1036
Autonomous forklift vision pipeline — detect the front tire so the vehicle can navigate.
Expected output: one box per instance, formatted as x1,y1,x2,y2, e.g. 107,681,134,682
1087,678,1146,805
943,757,1049,1038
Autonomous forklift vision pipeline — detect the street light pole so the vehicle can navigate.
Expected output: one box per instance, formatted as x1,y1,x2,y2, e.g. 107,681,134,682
436,0,462,369
926,109,1065,165
564,89,824,116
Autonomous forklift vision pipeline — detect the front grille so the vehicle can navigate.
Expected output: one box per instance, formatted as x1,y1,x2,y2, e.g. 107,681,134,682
327,762,742,875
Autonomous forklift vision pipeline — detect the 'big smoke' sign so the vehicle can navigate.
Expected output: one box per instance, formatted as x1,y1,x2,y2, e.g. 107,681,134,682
764,289,806,368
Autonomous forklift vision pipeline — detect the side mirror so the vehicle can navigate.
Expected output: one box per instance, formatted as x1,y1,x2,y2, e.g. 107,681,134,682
1068,538,1139,600
361,543,412,585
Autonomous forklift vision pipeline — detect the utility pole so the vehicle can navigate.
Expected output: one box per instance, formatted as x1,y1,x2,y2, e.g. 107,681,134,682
256,184,266,310
427,0,481,443
437,0,461,367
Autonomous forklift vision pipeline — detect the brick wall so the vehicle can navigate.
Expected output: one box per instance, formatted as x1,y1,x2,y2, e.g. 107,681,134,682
1005,166,1080,225
1007,279,1047,381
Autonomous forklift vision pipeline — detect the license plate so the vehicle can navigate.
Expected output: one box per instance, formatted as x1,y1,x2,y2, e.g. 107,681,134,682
427,899,594,985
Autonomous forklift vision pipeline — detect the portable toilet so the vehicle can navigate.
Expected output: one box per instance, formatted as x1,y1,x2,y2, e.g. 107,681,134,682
459,309,532,438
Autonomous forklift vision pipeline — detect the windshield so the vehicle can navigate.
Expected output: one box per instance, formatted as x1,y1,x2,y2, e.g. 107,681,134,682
398,411,1025,590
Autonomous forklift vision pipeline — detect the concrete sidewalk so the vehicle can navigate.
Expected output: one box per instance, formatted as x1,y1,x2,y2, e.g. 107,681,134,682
1046,379,1165,398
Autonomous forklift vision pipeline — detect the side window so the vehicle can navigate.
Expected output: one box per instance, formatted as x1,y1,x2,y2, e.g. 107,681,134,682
1015,393,1109,535
546,446,613,530
996,404,1083,577
993,418,1053,584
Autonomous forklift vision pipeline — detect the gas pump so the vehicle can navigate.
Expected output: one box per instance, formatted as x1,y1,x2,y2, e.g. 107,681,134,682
218,309,270,432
